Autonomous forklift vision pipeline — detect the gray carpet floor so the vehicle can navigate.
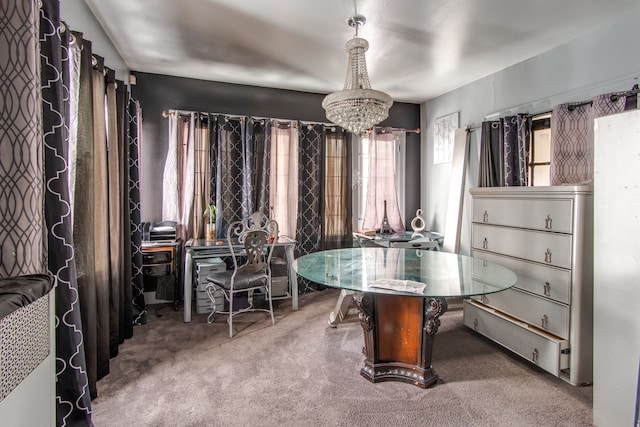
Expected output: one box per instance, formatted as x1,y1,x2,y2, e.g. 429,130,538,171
91,289,593,426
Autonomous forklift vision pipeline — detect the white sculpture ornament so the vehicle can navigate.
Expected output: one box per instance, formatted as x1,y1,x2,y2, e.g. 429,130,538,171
410,209,426,232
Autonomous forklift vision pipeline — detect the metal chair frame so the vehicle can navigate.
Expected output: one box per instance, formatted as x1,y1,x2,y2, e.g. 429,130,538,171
205,212,279,338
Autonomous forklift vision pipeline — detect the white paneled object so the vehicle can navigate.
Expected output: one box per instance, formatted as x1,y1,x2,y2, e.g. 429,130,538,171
593,109,640,427
463,185,593,386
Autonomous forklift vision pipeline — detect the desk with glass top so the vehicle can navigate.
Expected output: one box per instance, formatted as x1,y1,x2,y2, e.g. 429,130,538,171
183,237,298,322
294,248,517,388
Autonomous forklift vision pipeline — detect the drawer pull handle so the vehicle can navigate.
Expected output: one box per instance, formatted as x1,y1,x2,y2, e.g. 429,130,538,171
482,238,488,250
541,314,548,329
544,249,552,263
545,214,552,230
473,318,479,331
532,348,539,364
483,210,489,223
543,282,551,296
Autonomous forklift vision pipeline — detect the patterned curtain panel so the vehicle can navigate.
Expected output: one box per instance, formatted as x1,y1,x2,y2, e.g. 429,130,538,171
297,123,324,258
39,1,92,425
503,114,531,187
551,94,625,185
117,79,134,335
0,0,45,277
128,98,145,325
211,116,248,233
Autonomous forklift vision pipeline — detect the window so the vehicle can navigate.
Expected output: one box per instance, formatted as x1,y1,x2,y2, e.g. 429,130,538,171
269,121,298,239
324,131,351,245
353,129,406,231
528,114,551,186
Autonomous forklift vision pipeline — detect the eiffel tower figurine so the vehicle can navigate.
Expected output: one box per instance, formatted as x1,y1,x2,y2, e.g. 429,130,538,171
380,200,393,235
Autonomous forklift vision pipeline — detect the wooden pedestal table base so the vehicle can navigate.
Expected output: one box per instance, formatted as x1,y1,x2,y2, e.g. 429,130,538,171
354,293,448,388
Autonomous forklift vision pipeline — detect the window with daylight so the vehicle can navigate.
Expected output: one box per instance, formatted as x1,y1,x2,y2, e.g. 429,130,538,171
323,130,352,248
528,114,551,186
355,128,406,232
269,121,298,239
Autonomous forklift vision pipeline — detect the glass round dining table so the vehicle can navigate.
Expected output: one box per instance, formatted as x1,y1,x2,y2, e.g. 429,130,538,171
293,247,517,388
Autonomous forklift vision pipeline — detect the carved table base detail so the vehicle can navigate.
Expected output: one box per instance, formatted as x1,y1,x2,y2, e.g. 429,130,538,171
354,293,448,389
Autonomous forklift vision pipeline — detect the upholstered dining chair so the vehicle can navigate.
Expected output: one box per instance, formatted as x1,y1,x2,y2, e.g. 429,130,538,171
205,212,279,338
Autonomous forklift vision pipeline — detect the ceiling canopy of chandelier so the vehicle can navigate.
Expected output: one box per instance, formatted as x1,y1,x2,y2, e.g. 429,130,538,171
322,15,393,135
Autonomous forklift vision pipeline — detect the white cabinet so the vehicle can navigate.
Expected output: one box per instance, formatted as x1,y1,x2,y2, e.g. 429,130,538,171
463,185,593,386
592,109,640,427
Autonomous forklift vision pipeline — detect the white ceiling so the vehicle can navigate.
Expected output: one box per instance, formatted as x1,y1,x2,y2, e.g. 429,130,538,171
85,0,640,103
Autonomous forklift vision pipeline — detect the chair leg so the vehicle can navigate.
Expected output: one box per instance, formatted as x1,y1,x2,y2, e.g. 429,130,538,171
267,284,275,326
228,293,234,339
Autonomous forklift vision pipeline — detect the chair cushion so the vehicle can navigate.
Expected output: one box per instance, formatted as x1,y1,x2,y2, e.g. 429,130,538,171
207,270,268,291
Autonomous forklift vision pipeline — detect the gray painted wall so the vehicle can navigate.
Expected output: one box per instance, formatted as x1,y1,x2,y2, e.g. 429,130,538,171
421,9,640,255
132,72,420,223
60,0,129,80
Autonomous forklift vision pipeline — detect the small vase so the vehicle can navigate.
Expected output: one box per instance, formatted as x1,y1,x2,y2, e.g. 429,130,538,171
205,223,216,241
411,209,426,232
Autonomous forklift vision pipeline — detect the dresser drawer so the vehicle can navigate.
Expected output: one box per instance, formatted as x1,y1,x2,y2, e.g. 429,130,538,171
473,250,571,304
472,223,573,269
463,300,569,377
474,287,569,338
473,197,573,233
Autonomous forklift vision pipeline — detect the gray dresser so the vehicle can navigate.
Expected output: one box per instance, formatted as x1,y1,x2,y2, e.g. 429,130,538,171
463,185,593,385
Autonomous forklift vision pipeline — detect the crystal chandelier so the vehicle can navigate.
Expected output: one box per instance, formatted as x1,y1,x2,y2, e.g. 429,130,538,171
322,15,393,134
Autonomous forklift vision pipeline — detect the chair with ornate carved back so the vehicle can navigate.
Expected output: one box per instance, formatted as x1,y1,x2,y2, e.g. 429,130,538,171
205,212,279,338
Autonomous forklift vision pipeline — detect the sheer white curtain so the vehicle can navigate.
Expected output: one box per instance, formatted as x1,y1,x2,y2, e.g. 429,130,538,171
162,112,195,241
361,129,405,232
269,120,298,239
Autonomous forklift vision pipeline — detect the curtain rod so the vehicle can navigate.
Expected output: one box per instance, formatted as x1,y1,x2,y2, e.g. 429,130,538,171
161,110,421,134
610,84,639,102
566,85,638,111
